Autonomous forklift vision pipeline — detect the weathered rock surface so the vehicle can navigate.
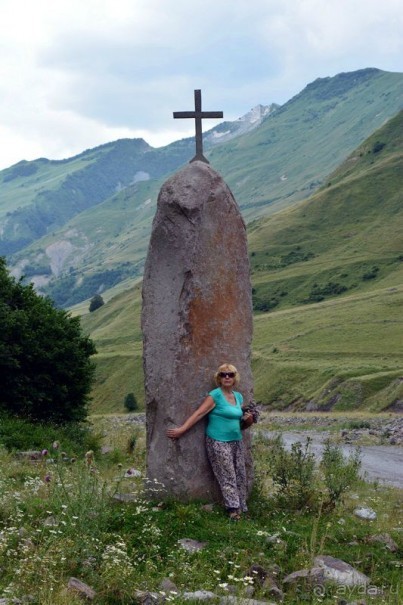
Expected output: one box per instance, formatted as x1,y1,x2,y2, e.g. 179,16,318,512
183,591,217,601
112,492,138,503
261,577,284,602
354,507,377,520
67,577,96,600
366,532,398,552
142,161,253,501
133,590,162,604
159,578,179,593
314,555,370,587
178,538,207,552
282,567,325,587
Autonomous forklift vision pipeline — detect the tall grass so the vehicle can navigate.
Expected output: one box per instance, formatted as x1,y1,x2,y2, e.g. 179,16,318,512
0,416,401,604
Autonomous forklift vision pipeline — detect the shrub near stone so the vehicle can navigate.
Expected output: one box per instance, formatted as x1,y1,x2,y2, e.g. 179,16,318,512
0,257,96,423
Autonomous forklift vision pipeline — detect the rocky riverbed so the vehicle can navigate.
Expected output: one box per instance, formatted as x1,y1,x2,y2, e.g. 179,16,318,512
259,413,403,446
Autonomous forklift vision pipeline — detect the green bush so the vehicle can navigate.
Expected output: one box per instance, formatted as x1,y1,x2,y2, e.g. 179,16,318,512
372,141,386,153
305,281,348,303
280,249,315,266
0,257,96,423
362,266,379,280
262,436,361,512
345,419,371,430
124,393,138,412
269,436,317,509
0,414,101,455
254,300,279,312
321,440,361,507
89,293,105,312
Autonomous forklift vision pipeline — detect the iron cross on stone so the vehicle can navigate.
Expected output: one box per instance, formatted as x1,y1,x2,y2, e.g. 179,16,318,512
173,90,223,164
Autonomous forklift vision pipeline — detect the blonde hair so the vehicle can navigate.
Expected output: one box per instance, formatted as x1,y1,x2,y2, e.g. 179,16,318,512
214,363,240,387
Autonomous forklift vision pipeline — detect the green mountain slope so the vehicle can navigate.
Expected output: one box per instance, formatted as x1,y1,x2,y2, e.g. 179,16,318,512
210,68,403,218
3,68,403,307
79,110,403,413
0,137,197,256
248,109,403,312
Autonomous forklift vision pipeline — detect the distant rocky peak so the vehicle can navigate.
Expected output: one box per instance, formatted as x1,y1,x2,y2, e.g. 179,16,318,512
237,103,278,125
204,103,279,146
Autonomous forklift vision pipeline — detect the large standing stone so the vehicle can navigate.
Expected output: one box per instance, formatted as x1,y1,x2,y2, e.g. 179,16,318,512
142,160,253,501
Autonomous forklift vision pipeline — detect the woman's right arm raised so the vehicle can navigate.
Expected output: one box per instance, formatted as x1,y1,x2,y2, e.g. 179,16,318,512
166,395,215,440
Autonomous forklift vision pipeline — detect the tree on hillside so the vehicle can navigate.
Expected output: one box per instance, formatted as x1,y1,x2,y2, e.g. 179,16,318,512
124,392,138,412
89,293,105,312
0,257,96,423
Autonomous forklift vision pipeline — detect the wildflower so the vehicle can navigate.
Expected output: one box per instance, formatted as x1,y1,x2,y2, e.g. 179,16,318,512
52,441,60,450
44,474,51,483
41,449,48,457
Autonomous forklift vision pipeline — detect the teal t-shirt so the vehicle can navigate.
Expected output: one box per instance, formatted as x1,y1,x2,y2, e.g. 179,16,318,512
206,387,244,442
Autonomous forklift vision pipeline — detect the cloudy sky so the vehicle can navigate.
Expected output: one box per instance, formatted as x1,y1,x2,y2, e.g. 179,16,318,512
0,0,402,170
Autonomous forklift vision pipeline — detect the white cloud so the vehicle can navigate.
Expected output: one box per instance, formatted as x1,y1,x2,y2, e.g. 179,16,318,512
257,0,403,87
0,0,402,169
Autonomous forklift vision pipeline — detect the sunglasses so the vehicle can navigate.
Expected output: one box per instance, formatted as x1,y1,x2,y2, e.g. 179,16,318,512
219,371,235,378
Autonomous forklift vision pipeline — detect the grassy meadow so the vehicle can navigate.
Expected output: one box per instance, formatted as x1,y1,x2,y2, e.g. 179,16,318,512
79,271,403,415
252,277,403,411
0,415,401,604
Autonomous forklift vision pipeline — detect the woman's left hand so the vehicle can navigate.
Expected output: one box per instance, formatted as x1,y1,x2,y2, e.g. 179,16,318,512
241,411,254,428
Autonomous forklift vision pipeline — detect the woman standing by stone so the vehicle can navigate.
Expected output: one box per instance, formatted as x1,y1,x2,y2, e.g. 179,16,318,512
167,363,255,520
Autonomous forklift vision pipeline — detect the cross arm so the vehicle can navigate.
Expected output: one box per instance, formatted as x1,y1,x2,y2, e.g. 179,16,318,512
173,111,223,119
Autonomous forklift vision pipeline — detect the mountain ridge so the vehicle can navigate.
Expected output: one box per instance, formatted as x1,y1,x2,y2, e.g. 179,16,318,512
1,67,402,307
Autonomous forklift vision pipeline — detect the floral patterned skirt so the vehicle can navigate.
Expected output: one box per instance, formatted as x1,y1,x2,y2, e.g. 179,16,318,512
205,436,247,512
